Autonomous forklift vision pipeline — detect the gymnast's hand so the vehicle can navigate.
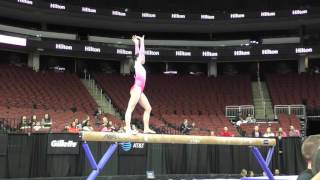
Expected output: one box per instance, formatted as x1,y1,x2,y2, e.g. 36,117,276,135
132,35,138,44
136,35,145,40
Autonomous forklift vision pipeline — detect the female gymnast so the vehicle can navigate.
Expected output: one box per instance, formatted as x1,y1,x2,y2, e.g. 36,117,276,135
124,35,155,134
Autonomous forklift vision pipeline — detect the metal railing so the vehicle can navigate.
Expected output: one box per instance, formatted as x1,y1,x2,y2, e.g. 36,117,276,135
225,105,255,119
274,104,306,119
84,73,113,114
0,118,52,134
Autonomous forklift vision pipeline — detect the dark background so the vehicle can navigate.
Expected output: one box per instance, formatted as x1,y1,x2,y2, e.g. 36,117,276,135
0,134,305,178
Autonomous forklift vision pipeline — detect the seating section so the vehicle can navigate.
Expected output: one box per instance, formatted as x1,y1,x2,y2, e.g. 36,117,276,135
0,106,91,132
0,106,124,132
0,64,97,113
240,123,280,136
266,73,320,108
162,114,239,136
94,74,253,116
104,113,125,129
0,65,306,135
94,74,252,135
278,113,301,131
239,114,301,136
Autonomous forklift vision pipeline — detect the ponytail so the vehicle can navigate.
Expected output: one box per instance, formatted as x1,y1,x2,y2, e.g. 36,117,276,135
129,56,136,74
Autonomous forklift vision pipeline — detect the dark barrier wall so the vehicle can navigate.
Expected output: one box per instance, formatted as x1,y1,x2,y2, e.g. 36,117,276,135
0,134,305,178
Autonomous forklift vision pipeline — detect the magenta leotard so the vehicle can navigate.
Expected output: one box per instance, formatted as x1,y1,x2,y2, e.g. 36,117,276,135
131,38,146,92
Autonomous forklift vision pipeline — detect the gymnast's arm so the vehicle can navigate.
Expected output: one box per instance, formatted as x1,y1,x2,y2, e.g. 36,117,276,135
132,35,139,56
136,35,145,64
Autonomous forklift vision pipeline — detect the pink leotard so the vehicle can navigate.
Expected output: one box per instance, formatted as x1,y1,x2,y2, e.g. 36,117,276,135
131,38,146,92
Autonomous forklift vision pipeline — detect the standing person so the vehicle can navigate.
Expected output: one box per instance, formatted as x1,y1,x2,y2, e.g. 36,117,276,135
124,35,155,134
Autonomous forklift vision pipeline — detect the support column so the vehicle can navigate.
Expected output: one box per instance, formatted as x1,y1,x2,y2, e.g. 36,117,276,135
120,59,130,75
208,61,217,77
298,55,308,74
28,52,40,72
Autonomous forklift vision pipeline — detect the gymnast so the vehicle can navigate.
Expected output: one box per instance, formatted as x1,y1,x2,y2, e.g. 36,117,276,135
124,35,155,134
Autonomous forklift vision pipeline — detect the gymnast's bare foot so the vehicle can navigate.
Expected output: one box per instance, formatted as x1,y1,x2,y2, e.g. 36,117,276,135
143,128,156,134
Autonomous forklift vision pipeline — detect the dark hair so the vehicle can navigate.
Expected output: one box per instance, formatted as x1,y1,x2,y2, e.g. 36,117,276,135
82,120,88,127
302,135,320,161
129,57,136,74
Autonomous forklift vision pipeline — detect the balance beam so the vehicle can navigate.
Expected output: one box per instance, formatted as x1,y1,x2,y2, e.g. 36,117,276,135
81,132,276,146
81,132,277,180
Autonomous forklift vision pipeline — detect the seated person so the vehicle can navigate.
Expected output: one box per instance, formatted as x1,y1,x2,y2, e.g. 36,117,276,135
102,116,108,126
30,115,37,127
240,169,248,178
0,122,7,133
219,127,234,137
251,125,262,138
20,116,29,129
33,121,43,132
191,122,199,131
41,114,52,128
245,114,256,123
236,113,247,126
263,127,275,137
288,125,301,137
275,127,287,139
101,120,116,132
68,121,79,133
82,120,94,131
74,118,82,129
180,119,192,135
210,130,215,136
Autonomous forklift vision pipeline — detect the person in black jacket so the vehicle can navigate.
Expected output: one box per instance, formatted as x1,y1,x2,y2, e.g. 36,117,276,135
180,119,191,135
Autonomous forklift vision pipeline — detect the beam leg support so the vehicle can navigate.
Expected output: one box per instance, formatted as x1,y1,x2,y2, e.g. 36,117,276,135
83,142,118,180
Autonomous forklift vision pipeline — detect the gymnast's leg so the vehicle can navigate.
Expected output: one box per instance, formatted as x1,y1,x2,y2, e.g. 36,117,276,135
139,93,155,133
124,86,141,133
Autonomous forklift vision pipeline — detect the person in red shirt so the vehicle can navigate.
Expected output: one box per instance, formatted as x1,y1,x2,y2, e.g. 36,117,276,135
219,126,234,137
68,121,79,133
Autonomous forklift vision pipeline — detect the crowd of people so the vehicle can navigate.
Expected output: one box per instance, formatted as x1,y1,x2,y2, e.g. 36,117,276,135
179,118,301,138
8,111,302,138
63,115,143,134
240,168,281,178
236,113,256,126
250,125,301,138
19,114,52,132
